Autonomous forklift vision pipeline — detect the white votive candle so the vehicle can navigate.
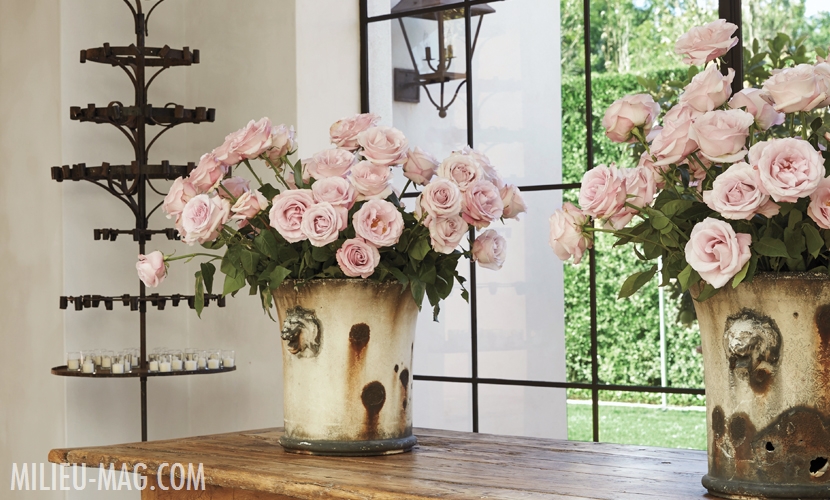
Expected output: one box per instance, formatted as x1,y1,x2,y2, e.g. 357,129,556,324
222,357,235,368
94,355,102,366
111,363,124,374
82,362,95,374
172,359,183,371
67,359,80,370
131,355,140,366
159,361,172,372
184,360,197,371
149,360,159,372
207,359,220,369
101,356,112,369
124,360,131,372
197,358,207,369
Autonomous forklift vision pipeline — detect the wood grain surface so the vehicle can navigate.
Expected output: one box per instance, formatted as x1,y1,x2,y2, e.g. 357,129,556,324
49,427,712,499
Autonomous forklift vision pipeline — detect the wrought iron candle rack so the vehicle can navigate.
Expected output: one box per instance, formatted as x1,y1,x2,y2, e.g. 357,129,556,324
50,0,235,442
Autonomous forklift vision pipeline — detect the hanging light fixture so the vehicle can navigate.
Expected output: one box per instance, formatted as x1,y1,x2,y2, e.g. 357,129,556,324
392,0,495,118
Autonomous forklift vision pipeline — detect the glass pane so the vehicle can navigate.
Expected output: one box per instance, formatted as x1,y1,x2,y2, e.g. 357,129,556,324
476,190,566,383
470,0,563,186
386,0,467,17
560,187,591,385
412,380,472,431
479,385,567,439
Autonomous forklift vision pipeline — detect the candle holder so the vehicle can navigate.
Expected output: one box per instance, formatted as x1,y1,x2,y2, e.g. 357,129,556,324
101,350,114,371
184,348,198,371
170,350,184,371
111,354,126,374
206,350,221,370
66,352,81,371
221,350,235,369
81,351,96,374
197,350,208,370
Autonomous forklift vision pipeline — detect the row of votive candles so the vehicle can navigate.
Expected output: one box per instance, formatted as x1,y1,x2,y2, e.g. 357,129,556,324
66,348,235,374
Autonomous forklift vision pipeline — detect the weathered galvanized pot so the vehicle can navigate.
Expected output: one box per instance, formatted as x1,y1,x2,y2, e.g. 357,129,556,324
273,279,418,456
694,273,830,499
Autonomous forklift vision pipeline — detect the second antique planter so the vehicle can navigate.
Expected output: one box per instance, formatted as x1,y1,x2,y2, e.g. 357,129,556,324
273,279,419,456
694,273,830,499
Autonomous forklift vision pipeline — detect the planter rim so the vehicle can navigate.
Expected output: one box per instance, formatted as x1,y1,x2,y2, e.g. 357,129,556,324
275,278,409,293
742,271,830,282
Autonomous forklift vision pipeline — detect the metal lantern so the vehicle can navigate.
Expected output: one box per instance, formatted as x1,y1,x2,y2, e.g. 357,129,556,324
392,0,495,117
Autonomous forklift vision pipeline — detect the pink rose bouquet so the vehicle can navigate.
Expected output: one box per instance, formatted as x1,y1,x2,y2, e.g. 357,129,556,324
550,20,830,303
138,114,523,319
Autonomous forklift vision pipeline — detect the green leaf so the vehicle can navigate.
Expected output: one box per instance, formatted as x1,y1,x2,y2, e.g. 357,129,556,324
803,224,824,258
410,279,426,308
618,265,658,299
732,260,751,288
311,245,333,263
194,271,205,318
201,239,225,250
754,236,790,258
408,237,432,262
268,266,292,291
254,231,280,259
660,200,693,217
387,266,409,287
694,284,719,302
240,249,260,275
676,264,699,293
650,214,671,231
200,262,216,294
419,264,437,285
293,159,305,189
222,272,246,297
258,183,280,201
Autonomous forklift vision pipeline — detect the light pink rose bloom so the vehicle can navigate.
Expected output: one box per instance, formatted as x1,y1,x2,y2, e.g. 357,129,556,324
549,202,592,264
180,194,230,245
606,166,657,229
472,229,507,271
686,155,712,183
689,109,754,163
213,129,245,166
403,147,438,186
189,153,228,193
674,19,739,66
266,124,296,163
353,199,404,247
702,162,779,220
429,215,469,254
219,176,250,200
500,184,528,220
728,88,785,131
808,177,830,229
578,164,627,226
349,160,393,200
231,189,268,221
437,153,483,191
749,138,825,202
311,176,357,210
459,146,501,185
330,113,380,151
684,218,752,289
268,190,315,243
336,237,381,278
663,103,704,126
306,148,356,180
638,152,667,188
763,63,830,113
163,176,197,219
651,108,699,167
357,126,409,167
679,64,734,113
136,251,166,288
235,118,275,160
461,180,505,229
602,94,660,143
301,202,346,247
419,178,463,221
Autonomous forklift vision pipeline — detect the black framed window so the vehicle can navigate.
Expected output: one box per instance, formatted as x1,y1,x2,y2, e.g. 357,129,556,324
360,0,742,442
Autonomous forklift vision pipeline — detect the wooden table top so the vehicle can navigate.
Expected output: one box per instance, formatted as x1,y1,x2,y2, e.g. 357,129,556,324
49,427,712,499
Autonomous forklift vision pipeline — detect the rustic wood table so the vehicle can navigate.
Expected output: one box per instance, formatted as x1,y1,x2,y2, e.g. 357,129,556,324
49,427,712,499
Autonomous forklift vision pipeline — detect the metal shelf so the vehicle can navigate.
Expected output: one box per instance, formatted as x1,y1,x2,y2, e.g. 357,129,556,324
59,294,227,311
52,365,236,378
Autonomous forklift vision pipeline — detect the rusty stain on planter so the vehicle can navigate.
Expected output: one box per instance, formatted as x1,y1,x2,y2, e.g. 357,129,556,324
361,381,386,439
399,367,410,410
349,323,370,352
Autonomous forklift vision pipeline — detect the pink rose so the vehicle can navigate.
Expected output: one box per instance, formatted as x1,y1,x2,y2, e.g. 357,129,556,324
306,148,356,180
459,146,501,184
403,147,438,186
353,199,404,247
461,180,504,229
219,176,250,200
472,229,507,271
601,94,660,143
311,176,357,210
180,194,230,245
419,178,463,221
808,177,830,229
638,152,667,188
578,165,627,227
674,19,739,66
763,64,830,113
679,64,734,113
605,166,656,229
357,126,409,167
651,107,699,167
189,153,228,193
684,218,752,289
549,202,592,264
500,184,528,220
429,215,469,254
330,113,380,151
301,202,346,247
235,118,274,160
689,109,754,163
663,103,704,126
749,138,825,202
136,251,166,288
702,162,779,220
349,160,393,200
213,129,245,166
268,190,315,243
163,177,197,219
231,189,269,221
437,153,483,191
266,124,296,163
728,88,785,131
335,238,381,278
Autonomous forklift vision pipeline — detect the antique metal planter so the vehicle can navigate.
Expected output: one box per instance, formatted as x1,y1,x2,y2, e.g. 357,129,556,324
274,279,418,456
694,273,830,499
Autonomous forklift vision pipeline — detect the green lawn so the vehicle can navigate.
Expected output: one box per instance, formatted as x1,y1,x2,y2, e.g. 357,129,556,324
567,403,707,450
